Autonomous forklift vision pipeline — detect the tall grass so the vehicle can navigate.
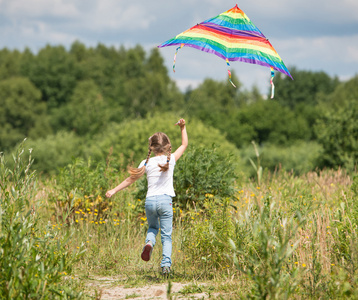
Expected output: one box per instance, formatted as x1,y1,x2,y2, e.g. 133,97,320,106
56,168,357,298
3,142,358,298
0,141,84,299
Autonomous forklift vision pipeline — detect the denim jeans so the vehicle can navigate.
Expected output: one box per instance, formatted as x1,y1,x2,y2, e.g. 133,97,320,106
145,194,173,267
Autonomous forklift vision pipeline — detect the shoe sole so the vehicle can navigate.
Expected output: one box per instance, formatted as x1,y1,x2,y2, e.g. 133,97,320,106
162,267,171,277
141,244,152,261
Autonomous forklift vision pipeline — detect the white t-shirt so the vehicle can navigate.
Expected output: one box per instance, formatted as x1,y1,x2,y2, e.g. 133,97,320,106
138,154,176,197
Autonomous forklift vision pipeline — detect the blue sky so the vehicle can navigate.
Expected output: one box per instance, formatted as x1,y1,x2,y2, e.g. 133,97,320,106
1,0,357,93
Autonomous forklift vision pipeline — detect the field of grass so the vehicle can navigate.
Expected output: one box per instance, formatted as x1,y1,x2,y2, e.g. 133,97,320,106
1,143,358,299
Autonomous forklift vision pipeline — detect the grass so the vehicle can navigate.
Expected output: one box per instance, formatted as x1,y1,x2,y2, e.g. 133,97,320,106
47,169,357,298
2,144,358,298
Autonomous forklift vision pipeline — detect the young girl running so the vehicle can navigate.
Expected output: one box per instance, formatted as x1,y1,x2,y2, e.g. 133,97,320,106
105,119,188,276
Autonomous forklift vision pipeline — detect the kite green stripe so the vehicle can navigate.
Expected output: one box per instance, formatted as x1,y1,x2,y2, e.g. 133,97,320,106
216,15,249,25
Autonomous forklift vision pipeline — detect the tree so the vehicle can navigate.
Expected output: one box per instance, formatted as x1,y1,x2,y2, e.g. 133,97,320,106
223,99,311,147
185,76,242,129
272,67,339,109
0,77,50,150
0,48,22,80
314,76,358,170
51,80,111,136
23,45,80,108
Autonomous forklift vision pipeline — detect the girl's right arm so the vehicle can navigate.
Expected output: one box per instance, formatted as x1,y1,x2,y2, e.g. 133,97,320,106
105,176,137,198
173,119,188,161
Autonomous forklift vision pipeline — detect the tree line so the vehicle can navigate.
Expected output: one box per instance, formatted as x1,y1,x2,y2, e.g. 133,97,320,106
0,41,357,175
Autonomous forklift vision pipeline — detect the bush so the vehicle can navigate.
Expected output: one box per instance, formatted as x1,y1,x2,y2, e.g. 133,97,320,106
48,157,117,222
85,112,242,172
240,141,323,177
21,131,84,175
174,145,238,209
134,145,239,209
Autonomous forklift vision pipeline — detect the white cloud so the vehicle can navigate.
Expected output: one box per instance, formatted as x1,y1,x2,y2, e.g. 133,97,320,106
280,35,358,65
1,0,79,18
85,1,156,31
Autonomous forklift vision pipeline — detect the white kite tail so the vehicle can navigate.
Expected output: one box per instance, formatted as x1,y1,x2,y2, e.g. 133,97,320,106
270,67,275,99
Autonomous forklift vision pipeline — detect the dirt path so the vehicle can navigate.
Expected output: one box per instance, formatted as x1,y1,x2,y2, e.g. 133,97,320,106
87,277,210,299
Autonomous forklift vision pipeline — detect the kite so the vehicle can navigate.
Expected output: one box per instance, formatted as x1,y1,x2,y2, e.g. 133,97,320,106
158,4,292,98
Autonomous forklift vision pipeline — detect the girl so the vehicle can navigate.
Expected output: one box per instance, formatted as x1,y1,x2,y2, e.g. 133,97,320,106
105,119,188,276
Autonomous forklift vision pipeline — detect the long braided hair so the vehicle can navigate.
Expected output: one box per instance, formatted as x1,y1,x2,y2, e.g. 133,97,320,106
128,132,172,180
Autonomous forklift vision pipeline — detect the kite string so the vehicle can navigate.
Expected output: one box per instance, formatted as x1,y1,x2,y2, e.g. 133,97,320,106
172,43,200,122
174,87,201,126
270,67,275,99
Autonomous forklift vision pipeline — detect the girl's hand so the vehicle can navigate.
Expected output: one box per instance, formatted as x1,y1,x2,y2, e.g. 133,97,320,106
175,118,185,128
105,189,116,198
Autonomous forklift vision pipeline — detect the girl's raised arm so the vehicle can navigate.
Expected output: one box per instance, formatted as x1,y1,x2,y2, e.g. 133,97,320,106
173,119,188,161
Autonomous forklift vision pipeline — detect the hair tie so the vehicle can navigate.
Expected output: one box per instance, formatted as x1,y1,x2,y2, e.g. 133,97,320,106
166,159,169,163
144,163,147,166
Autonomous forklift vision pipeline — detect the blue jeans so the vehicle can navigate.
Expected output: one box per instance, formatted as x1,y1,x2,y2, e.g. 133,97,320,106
145,194,173,267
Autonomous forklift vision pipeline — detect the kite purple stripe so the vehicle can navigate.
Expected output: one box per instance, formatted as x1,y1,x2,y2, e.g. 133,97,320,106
204,22,266,39
160,42,292,78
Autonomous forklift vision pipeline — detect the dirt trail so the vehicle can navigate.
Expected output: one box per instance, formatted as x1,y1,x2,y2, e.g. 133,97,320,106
87,278,209,299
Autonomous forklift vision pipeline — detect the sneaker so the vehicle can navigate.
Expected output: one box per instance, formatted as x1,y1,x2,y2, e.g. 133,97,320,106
141,241,153,261
162,266,171,277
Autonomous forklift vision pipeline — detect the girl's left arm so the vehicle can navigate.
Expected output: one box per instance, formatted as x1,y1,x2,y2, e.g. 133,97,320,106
105,176,137,198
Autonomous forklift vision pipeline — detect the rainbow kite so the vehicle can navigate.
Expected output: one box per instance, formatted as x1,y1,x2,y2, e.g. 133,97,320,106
158,4,292,98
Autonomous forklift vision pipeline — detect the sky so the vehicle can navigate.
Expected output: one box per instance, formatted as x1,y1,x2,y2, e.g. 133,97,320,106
0,0,358,93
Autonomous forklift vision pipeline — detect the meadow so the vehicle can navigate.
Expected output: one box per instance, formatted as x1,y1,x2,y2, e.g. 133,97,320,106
1,141,358,299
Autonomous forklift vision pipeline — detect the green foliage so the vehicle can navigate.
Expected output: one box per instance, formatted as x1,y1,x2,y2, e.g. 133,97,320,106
314,76,358,170
23,131,83,175
52,79,112,136
0,48,22,79
235,100,311,146
185,77,243,129
48,157,115,221
0,77,50,150
273,67,339,109
331,184,358,283
0,42,356,176
85,112,241,170
241,141,323,177
0,141,83,298
182,197,236,273
173,145,238,209
134,143,238,209
23,45,80,108
229,198,305,299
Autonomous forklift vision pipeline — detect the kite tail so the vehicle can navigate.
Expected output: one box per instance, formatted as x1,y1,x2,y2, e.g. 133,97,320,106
173,44,184,73
270,67,275,98
226,58,236,88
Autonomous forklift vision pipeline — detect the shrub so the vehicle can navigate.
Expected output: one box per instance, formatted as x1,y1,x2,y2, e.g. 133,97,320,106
21,131,84,175
174,145,238,209
48,157,116,222
240,141,323,177
135,145,239,210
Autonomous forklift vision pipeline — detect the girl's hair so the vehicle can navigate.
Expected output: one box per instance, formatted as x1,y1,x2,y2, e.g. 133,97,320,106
128,132,172,180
